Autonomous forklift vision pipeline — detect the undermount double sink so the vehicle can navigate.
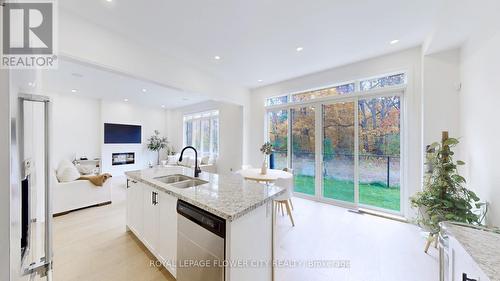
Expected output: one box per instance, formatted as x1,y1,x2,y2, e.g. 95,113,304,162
154,174,208,189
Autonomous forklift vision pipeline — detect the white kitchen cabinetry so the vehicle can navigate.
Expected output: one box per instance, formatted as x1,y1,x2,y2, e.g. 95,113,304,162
142,184,160,253
158,192,178,277
449,237,489,281
126,178,178,278
126,179,143,237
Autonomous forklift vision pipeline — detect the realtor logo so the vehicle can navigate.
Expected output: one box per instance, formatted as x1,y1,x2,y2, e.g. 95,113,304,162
1,1,57,69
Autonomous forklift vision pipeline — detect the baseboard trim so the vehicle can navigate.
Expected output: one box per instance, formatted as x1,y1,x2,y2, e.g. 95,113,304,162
357,208,407,223
53,201,112,217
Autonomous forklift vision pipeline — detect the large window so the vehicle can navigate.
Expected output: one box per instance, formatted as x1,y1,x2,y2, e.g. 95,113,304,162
292,83,355,102
266,72,405,214
266,73,405,106
267,110,288,170
183,110,219,158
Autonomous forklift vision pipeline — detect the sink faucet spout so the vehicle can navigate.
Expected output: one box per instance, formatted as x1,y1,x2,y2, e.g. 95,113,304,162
179,146,202,178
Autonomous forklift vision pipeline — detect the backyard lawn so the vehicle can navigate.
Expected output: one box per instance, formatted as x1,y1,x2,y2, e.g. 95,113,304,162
294,175,400,211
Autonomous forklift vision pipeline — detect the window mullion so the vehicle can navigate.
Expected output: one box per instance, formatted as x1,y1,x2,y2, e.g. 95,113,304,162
354,97,360,208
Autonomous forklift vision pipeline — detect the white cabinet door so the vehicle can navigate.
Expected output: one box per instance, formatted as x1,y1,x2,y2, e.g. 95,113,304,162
143,185,160,253
450,237,488,281
126,179,143,237
158,192,178,277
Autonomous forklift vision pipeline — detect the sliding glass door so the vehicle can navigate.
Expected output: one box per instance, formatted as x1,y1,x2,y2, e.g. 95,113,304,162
358,96,401,211
322,102,355,203
264,72,406,214
291,106,316,196
267,93,403,214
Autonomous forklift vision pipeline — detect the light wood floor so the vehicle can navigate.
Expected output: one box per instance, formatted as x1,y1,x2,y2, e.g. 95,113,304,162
275,197,439,281
52,178,438,281
52,180,174,281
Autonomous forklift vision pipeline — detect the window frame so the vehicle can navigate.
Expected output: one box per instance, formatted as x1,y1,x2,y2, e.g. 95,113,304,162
265,72,407,108
264,71,408,216
183,110,220,158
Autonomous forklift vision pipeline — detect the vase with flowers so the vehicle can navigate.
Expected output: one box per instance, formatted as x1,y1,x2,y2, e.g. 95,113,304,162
260,142,273,175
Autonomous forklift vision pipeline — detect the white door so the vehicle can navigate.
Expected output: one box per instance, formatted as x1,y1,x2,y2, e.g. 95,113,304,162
126,180,143,236
143,185,160,253
159,193,178,277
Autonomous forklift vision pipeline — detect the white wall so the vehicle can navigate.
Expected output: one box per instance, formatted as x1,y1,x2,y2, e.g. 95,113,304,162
247,47,423,218
51,93,101,166
422,49,461,146
459,30,500,226
100,100,168,176
40,91,167,177
167,100,244,174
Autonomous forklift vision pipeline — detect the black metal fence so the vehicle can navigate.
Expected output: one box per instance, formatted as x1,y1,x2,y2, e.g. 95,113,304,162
270,151,400,188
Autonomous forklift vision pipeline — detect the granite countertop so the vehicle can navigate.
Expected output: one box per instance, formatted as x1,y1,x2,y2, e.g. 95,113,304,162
125,166,285,222
441,222,500,281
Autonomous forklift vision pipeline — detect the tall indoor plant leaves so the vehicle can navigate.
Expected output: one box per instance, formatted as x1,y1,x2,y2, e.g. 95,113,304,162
410,133,481,233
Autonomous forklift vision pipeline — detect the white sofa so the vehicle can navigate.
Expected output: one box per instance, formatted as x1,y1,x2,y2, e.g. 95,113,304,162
52,170,112,215
166,154,218,174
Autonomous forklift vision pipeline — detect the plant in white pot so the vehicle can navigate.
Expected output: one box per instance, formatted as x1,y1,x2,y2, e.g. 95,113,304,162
260,142,273,175
146,130,169,166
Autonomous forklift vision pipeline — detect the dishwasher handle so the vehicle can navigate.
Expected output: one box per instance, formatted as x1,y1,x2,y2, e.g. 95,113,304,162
177,200,226,238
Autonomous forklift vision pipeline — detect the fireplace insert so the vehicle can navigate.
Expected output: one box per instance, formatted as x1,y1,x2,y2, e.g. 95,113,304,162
112,152,135,166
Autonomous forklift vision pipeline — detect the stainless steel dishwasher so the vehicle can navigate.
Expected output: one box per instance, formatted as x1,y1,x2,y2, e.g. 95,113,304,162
177,200,226,281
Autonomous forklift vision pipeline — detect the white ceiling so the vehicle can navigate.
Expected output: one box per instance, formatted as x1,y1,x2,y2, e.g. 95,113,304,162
23,59,207,109
59,0,445,88
423,0,500,54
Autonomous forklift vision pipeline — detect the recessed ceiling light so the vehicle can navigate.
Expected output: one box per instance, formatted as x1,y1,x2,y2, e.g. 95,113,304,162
258,79,263,82
390,39,400,45
142,88,147,93
106,0,112,2
124,98,129,102
161,105,166,108
28,82,34,87
71,89,77,93
296,47,304,52
214,56,221,60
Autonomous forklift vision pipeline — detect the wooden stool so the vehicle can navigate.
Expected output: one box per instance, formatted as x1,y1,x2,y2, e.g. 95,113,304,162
424,233,438,253
274,199,295,227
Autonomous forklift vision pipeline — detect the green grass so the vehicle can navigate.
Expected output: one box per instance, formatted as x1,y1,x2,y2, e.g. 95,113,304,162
294,175,400,211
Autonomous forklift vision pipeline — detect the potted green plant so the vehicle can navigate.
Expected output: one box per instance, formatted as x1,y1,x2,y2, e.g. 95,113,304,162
411,132,482,244
146,130,169,166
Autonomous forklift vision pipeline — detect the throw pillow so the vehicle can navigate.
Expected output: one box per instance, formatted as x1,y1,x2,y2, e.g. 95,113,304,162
167,155,178,165
56,161,81,182
77,164,95,175
200,156,210,165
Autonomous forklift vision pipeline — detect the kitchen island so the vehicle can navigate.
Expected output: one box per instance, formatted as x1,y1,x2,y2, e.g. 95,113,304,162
440,222,500,281
125,166,284,281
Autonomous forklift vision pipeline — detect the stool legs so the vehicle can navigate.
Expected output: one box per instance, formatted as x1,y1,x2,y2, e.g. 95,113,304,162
424,233,435,253
275,200,295,227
